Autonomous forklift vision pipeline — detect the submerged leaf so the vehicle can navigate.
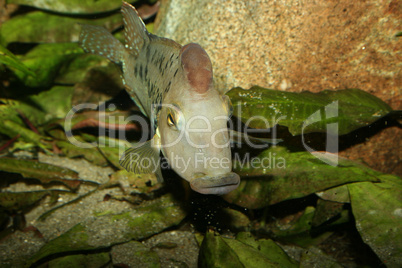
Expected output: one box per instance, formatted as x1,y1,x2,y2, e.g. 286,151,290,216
348,175,402,266
0,86,73,149
26,193,186,267
0,191,50,212
199,230,298,267
0,158,80,190
14,43,82,87
56,140,109,166
224,147,381,209
0,11,123,45
299,247,343,268
312,199,345,227
47,252,110,268
111,241,160,267
0,44,35,77
227,87,392,135
7,0,129,14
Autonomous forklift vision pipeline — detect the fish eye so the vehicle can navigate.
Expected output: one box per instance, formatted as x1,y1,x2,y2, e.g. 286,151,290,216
222,95,233,117
167,113,176,127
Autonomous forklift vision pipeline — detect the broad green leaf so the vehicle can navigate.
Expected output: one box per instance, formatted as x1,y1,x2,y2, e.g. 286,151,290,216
224,147,381,209
198,230,244,267
0,191,50,212
312,199,344,227
47,252,110,268
348,175,402,266
25,193,186,267
0,86,73,145
7,0,128,14
108,169,161,194
0,44,35,77
111,241,160,267
55,54,109,84
56,140,109,166
0,11,123,45
14,43,82,87
199,231,299,267
299,247,343,268
0,158,81,190
316,185,350,203
227,87,392,136
235,232,298,267
256,206,335,248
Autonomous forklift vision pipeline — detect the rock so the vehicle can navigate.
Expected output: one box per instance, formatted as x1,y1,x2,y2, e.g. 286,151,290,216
155,0,401,175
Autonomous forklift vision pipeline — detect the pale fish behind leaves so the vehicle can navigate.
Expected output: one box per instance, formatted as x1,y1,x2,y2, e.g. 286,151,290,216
79,1,240,194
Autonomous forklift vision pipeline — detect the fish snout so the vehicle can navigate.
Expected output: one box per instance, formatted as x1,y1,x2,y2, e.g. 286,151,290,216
190,172,240,195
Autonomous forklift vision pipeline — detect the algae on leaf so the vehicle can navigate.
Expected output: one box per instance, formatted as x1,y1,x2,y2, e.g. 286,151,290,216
0,44,36,77
227,87,392,135
0,11,123,45
199,230,299,267
0,158,81,190
7,0,129,14
25,193,186,267
348,175,402,266
224,146,380,209
13,43,83,87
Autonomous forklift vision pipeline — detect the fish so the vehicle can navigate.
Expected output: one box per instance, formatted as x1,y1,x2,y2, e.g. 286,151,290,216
79,1,240,195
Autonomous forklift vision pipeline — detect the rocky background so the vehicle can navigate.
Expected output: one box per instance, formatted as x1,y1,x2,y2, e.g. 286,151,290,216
155,0,401,175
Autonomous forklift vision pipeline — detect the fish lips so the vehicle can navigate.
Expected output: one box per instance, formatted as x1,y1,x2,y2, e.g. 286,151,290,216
190,172,240,195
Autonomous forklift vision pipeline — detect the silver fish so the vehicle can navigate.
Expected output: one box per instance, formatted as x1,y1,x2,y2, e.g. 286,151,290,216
79,1,240,194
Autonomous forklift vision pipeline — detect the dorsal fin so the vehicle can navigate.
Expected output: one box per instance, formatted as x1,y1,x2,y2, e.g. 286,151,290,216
121,1,149,57
79,24,125,64
180,43,213,93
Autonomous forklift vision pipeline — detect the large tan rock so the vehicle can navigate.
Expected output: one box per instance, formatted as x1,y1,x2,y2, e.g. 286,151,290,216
155,0,401,175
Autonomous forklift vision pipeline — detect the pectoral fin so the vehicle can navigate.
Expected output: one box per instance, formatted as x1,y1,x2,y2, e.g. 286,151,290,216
229,130,282,145
119,138,162,182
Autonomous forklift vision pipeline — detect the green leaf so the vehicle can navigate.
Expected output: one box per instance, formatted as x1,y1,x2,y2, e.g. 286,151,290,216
14,43,82,87
0,86,73,144
25,193,185,267
199,231,299,267
348,175,402,266
56,140,109,166
55,54,109,84
0,191,50,212
316,185,350,203
0,119,44,145
0,11,123,45
6,0,130,14
223,147,381,209
47,252,110,268
0,158,81,190
111,241,160,267
198,230,244,267
227,87,392,135
299,247,343,268
312,199,345,227
235,232,298,267
0,44,36,77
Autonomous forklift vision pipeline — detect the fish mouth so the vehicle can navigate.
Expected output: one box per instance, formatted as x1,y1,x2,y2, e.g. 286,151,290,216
190,172,240,195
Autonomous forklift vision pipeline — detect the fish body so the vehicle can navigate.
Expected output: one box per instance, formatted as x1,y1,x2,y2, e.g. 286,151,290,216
79,2,240,194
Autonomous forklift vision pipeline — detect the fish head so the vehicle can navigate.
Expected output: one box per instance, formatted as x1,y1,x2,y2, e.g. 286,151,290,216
157,43,240,195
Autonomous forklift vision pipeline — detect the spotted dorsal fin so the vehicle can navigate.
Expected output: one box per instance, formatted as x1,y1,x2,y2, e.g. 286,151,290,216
122,1,149,57
180,43,213,93
79,24,125,64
